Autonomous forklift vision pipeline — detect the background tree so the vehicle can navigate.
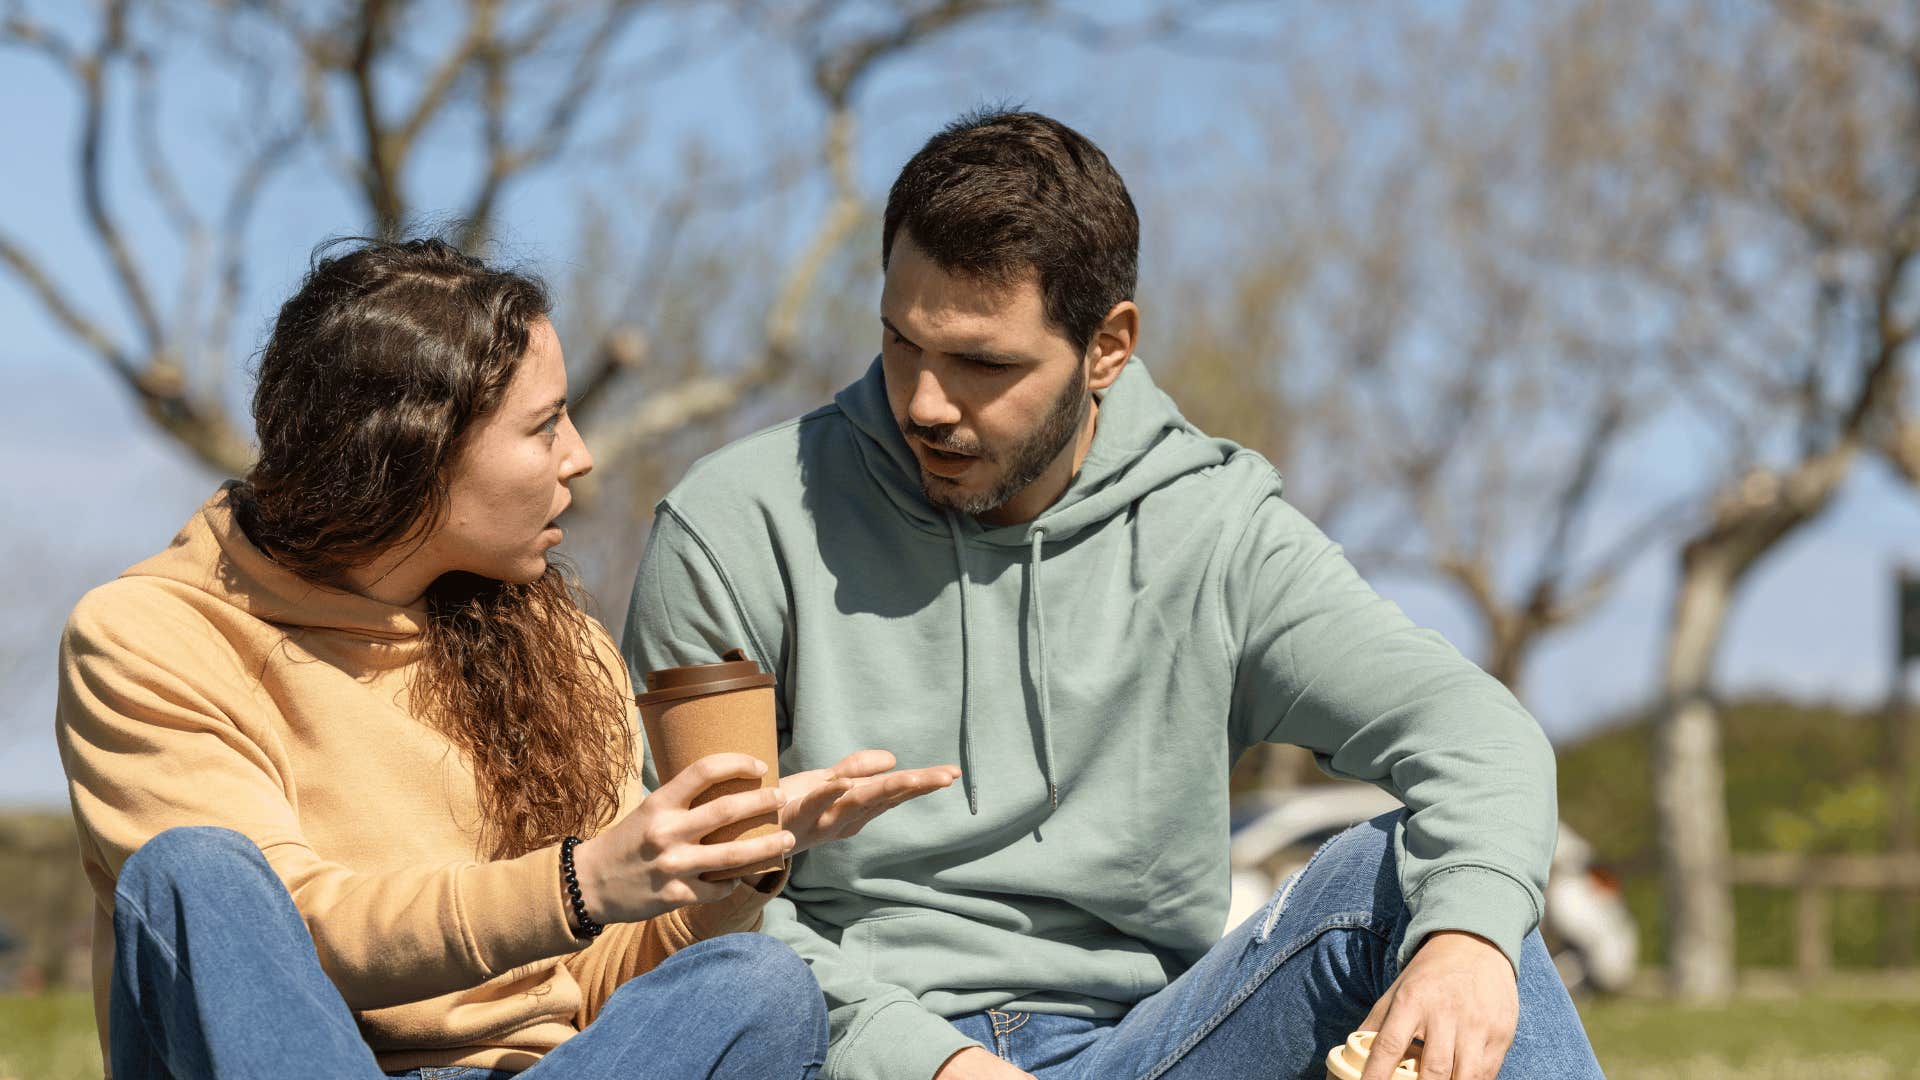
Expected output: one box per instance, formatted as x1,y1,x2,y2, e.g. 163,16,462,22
1532,0,1920,997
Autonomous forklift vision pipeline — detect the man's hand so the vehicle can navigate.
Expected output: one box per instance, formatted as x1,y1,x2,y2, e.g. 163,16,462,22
1358,931,1518,1080
933,1046,1037,1080
777,749,961,854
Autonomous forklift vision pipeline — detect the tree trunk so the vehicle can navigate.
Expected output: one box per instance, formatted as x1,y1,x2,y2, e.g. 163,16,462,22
1652,554,1739,999
1482,616,1533,694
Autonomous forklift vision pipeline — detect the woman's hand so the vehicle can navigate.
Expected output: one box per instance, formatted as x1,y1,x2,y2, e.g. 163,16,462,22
570,753,794,925
778,750,960,854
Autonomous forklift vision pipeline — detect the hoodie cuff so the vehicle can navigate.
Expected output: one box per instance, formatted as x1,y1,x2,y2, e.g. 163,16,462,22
831,999,981,1080
454,842,583,976
1398,864,1540,975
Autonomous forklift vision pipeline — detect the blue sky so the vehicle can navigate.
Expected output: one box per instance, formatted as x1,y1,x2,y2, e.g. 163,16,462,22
4,2,1918,807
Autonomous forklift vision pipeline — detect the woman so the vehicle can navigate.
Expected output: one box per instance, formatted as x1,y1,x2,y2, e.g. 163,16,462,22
56,238,958,1078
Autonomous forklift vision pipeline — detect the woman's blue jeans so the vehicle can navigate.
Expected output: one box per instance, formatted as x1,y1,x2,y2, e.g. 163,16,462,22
948,812,1606,1079
108,826,828,1079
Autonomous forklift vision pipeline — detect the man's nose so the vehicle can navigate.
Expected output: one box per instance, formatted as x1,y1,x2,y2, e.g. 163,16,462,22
907,367,962,429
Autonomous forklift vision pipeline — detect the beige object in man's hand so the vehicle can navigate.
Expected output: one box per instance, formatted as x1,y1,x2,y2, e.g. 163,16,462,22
1327,1031,1422,1080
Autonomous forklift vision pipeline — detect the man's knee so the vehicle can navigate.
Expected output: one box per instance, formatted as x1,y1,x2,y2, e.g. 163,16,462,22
1259,811,1405,943
1304,812,1401,893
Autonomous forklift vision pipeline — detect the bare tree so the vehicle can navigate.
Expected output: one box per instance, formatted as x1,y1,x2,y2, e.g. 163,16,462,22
1529,0,1920,997
2,0,1219,492
0,0,672,475
1166,3,1680,701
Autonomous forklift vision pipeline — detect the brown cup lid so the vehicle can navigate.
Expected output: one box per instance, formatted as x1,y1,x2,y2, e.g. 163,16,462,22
637,648,775,706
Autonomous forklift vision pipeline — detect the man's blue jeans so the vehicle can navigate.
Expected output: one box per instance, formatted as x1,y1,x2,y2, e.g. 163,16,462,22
948,813,1605,1078
108,826,828,1079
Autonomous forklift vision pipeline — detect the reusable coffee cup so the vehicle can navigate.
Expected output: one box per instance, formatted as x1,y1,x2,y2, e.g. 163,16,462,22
636,648,784,882
1325,1031,1422,1080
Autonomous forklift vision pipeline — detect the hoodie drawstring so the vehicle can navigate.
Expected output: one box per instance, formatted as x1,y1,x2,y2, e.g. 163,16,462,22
947,514,980,815
1028,528,1059,810
946,516,1060,816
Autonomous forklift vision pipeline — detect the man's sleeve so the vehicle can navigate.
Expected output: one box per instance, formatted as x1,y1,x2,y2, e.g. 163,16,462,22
622,504,983,1080
1221,485,1558,972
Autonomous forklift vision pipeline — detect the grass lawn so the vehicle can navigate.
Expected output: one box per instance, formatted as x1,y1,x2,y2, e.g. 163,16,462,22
1581,993,1920,1079
4,989,1920,1078
0,992,98,1080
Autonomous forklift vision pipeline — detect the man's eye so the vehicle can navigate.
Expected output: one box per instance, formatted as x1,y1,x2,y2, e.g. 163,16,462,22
968,357,1011,372
888,330,918,351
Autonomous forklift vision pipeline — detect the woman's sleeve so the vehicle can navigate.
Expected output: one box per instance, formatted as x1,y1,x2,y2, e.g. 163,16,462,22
56,584,582,1011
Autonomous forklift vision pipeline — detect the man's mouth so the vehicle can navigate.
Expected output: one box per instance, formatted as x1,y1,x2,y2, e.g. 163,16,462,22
918,440,977,477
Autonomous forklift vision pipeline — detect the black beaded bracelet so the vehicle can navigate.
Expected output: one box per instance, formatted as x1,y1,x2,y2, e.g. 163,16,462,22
560,835,603,940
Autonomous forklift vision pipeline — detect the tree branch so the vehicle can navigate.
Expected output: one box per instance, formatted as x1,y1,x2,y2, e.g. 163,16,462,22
77,0,165,351
1883,409,1920,487
347,0,405,234
0,234,133,377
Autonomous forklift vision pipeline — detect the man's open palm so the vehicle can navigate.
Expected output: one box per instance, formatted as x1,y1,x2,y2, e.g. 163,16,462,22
778,749,961,854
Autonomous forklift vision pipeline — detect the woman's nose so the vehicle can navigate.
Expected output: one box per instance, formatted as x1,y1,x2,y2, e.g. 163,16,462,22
561,417,593,480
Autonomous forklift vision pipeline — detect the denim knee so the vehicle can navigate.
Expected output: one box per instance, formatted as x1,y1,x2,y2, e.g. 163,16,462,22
116,827,263,904
696,933,820,1003
1259,811,1406,944
688,933,827,1041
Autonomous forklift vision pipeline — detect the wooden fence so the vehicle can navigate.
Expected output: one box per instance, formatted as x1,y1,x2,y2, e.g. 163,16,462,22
1728,852,1920,979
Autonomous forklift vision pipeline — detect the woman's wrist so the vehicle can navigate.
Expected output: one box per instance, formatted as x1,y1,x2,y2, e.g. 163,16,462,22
561,835,608,936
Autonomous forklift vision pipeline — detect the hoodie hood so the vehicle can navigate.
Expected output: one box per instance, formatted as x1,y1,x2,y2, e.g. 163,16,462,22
832,356,1236,547
832,357,1235,814
126,484,428,645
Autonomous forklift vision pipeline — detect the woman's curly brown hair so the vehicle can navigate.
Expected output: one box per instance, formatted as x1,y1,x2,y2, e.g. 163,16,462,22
229,236,632,860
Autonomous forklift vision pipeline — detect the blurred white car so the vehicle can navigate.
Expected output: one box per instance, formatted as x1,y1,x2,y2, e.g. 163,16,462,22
1226,785,1638,994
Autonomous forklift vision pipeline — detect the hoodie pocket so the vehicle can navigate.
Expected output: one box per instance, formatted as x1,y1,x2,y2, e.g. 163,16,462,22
840,908,1169,1005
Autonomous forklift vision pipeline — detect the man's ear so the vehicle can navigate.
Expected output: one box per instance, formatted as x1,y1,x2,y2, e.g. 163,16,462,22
1087,300,1138,391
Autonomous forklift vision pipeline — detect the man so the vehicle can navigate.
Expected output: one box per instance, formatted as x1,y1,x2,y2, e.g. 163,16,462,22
624,110,1603,1080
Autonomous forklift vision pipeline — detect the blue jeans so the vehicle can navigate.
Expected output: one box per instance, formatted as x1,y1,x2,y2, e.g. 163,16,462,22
109,826,828,1079
948,813,1603,1078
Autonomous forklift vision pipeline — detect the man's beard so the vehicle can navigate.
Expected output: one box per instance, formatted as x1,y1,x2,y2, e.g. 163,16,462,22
904,361,1089,518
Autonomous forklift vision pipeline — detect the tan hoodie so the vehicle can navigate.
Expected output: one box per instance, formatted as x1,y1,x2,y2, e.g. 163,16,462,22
57,487,781,1073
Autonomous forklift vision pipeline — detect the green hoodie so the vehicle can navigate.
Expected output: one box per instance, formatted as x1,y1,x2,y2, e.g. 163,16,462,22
623,358,1556,1080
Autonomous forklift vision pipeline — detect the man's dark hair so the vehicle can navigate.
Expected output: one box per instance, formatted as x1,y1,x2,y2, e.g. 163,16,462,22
882,109,1138,354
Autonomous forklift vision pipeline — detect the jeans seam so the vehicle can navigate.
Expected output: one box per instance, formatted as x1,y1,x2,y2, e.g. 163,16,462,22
113,892,183,972
1136,914,1393,1080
